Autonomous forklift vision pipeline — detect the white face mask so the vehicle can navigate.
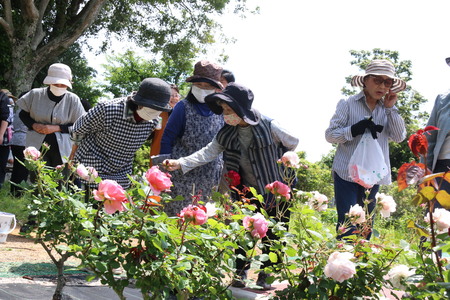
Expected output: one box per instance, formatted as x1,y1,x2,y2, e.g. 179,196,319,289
49,85,67,97
223,113,242,126
136,106,161,121
191,85,215,103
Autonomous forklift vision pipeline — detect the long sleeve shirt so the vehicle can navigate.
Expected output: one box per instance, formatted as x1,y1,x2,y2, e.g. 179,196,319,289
325,91,406,185
426,93,450,171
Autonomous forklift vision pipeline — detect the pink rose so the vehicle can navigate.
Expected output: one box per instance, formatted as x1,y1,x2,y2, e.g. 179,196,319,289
348,204,366,225
324,251,356,282
23,146,41,161
279,151,300,168
145,166,172,195
93,180,127,214
424,208,450,232
179,205,208,225
76,164,98,182
243,213,269,239
265,181,291,200
376,193,396,218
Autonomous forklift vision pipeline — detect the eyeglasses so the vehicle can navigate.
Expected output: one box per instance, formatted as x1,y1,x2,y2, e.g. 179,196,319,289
368,75,395,88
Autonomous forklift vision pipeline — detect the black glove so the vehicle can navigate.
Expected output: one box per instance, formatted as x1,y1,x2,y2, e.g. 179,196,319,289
367,123,384,139
351,119,374,137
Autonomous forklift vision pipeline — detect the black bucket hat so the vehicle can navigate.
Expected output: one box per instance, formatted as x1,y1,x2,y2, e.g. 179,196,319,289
205,82,259,125
132,78,172,112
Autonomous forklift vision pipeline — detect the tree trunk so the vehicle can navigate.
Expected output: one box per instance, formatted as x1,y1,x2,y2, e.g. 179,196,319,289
52,257,69,300
1,0,108,95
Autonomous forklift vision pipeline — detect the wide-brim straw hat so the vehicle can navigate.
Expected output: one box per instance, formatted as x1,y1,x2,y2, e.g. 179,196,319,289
205,82,259,125
351,59,406,93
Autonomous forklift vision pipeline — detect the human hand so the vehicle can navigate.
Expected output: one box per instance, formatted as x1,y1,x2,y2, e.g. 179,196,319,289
384,90,398,108
367,123,384,139
32,124,60,134
351,119,373,137
163,159,181,171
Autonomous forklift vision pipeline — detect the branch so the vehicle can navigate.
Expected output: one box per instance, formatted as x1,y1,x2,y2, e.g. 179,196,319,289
21,0,39,21
30,0,50,50
0,0,14,40
33,0,107,69
0,18,13,40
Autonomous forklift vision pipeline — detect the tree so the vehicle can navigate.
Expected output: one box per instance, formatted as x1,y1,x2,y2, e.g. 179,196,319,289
101,50,192,98
0,0,252,95
340,49,429,175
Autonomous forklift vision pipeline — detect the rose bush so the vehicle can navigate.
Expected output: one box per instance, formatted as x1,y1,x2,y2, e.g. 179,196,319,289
21,147,272,300
20,132,450,300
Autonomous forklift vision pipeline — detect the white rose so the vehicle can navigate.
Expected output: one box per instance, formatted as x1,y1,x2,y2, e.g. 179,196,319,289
324,252,356,283
425,208,450,232
348,204,366,225
388,265,414,290
378,195,397,218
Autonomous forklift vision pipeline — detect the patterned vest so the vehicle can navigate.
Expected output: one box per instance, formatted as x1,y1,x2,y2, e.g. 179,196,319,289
215,116,287,194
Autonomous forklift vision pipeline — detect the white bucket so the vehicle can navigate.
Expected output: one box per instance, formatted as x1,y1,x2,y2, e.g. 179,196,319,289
0,212,16,243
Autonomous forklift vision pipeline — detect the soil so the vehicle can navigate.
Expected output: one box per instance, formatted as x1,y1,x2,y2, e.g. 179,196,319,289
0,228,80,264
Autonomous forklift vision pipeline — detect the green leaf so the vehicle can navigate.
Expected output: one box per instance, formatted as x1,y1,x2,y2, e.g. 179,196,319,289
269,252,278,263
306,229,323,240
81,220,94,229
200,233,216,240
95,262,107,272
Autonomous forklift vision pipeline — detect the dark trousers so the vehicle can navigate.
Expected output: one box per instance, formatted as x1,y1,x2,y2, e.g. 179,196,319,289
236,196,291,271
10,145,28,196
0,145,10,187
333,172,379,239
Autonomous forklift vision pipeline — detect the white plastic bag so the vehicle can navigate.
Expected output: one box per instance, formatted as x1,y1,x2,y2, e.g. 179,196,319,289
348,132,388,189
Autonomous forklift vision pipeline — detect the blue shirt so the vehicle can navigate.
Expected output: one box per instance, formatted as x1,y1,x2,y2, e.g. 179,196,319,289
160,99,215,154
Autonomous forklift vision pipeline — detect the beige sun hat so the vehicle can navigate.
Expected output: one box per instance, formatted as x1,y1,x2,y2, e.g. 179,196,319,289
351,59,406,93
43,63,73,89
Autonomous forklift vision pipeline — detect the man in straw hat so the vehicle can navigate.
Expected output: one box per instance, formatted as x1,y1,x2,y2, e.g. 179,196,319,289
325,59,407,239
164,82,299,290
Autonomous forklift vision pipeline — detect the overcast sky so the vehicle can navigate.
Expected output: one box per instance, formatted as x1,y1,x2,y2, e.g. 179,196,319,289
86,0,450,162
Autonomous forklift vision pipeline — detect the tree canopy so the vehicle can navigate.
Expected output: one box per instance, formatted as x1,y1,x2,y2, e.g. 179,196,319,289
101,50,192,98
0,0,253,95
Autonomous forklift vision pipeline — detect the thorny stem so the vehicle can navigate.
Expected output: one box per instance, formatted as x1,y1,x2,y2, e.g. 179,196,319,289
426,201,444,281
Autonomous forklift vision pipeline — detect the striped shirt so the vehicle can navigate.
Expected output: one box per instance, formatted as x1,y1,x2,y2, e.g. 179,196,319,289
72,97,157,188
179,117,299,193
325,91,406,185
